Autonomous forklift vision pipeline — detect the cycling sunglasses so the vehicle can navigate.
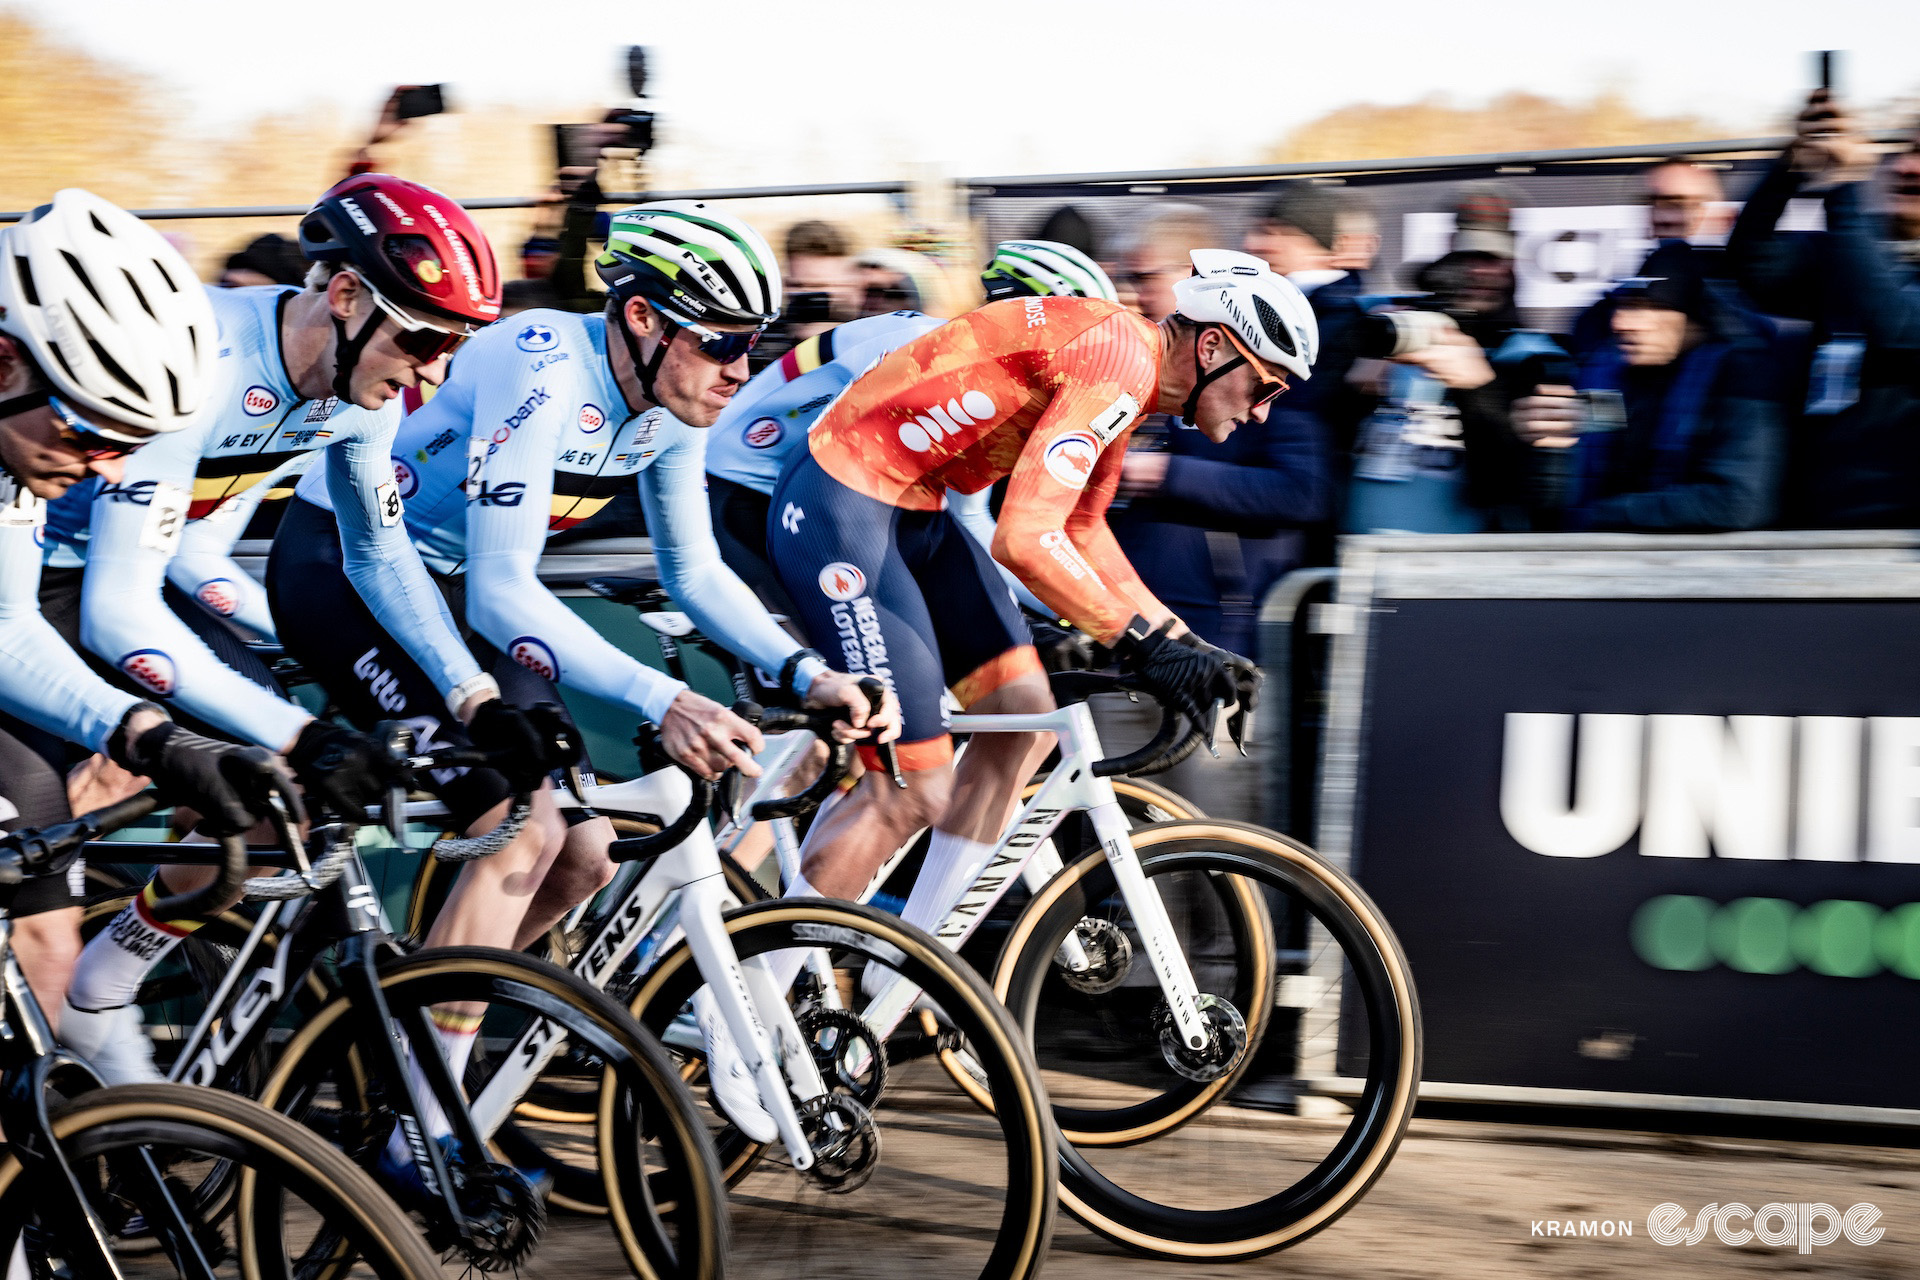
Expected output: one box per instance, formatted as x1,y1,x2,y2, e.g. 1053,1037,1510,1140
1218,326,1290,408
48,394,147,461
363,281,471,363
669,318,764,365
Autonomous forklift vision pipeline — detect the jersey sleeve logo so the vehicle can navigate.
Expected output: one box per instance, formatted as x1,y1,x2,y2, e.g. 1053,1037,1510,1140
1042,432,1101,489
898,390,998,453
818,562,867,602
119,649,177,696
391,458,419,500
195,578,239,616
516,323,558,352
744,417,784,449
579,403,606,433
241,385,279,417
508,635,560,681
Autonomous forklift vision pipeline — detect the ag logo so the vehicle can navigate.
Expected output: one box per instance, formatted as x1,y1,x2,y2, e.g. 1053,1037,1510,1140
579,403,606,434
120,649,177,696
1042,432,1100,489
744,417,783,449
509,635,560,681
818,562,866,602
391,457,418,500
241,385,279,417
516,323,558,352
195,578,239,617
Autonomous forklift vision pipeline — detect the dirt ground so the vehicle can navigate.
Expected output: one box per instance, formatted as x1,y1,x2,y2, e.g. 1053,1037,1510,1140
520,1098,1920,1279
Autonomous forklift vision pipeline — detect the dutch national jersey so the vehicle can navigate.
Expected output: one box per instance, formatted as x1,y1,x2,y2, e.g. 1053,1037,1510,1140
807,297,1168,643
704,311,942,496
296,309,822,724
52,285,482,748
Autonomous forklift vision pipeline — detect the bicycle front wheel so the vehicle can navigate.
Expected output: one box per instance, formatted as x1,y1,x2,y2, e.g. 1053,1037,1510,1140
996,819,1421,1261
622,900,1057,1280
0,1083,442,1280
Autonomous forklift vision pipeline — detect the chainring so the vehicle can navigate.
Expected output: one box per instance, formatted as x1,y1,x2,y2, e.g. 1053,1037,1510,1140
797,1004,888,1109
796,1094,881,1194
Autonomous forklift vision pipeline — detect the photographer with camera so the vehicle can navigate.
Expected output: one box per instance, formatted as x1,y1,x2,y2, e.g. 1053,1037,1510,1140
1514,242,1782,531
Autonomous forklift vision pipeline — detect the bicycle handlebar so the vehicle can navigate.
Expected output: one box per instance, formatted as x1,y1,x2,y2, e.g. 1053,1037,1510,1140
0,792,163,890
1046,671,1210,779
370,720,535,861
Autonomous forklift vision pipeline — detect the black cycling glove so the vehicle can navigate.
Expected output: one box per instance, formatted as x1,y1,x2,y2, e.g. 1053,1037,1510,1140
112,716,288,837
1026,615,1097,674
286,719,389,819
1178,632,1262,714
1114,616,1236,723
468,700,577,793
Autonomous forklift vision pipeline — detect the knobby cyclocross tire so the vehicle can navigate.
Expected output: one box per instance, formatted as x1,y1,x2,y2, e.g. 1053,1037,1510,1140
619,899,1058,1280
998,819,1421,1261
0,1083,444,1280
237,946,729,1280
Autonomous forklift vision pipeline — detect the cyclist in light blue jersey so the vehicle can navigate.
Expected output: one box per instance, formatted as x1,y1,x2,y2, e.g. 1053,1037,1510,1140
268,202,899,1144
54,175,552,1083
0,190,290,1048
704,240,1120,632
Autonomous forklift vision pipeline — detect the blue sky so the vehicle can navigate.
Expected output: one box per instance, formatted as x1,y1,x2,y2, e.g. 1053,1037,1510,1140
33,0,1920,181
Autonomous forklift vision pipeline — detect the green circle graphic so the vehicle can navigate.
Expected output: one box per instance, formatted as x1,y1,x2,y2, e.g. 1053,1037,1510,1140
1875,903,1920,980
1791,900,1882,978
1710,897,1798,974
1630,895,1716,971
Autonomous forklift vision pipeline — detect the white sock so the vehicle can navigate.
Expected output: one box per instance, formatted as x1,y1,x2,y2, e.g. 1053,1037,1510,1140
67,878,196,1013
384,1010,481,1163
759,874,825,997
900,831,995,935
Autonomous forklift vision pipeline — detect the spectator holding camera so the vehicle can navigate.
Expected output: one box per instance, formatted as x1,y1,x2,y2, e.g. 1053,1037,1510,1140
1515,243,1782,531
1726,90,1920,529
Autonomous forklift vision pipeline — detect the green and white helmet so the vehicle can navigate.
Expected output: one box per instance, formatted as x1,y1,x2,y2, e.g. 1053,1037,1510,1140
596,201,783,328
981,239,1117,303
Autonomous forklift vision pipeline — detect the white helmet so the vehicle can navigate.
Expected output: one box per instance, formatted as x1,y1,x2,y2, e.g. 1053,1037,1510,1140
1171,248,1319,382
0,189,217,439
982,240,1118,303
596,201,783,327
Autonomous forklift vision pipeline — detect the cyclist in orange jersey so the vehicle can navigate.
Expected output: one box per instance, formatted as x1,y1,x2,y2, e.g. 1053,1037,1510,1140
766,248,1319,934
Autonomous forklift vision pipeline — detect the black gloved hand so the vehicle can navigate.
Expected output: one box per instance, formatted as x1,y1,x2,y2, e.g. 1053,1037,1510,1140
1114,616,1236,724
112,719,289,837
468,699,574,793
286,719,389,819
1026,615,1098,674
1177,632,1262,714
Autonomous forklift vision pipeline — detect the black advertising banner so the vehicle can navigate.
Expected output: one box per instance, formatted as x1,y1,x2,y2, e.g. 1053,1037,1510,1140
1350,594,1920,1109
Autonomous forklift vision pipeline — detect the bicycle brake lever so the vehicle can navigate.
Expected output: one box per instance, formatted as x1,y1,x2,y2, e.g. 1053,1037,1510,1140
881,739,907,790
1203,699,1225,759
1228,703,1251,758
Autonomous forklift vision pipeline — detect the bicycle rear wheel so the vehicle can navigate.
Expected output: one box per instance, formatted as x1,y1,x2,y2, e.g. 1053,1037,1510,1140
622,900,1057,1280
995,819,1421,1261
239,947,728,1280
0,1083,442,1280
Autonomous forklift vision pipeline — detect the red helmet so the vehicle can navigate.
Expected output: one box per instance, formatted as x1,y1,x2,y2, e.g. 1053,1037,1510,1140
298,175,501,331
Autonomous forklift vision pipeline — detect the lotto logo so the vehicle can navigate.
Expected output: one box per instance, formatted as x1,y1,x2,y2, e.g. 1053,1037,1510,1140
242,385,279,417
897,390,997,453
579,403,606,433
509,635,560,681
1043,432,1100,489
516,323,558,352
120,649,177,696
818,562,866,602
744,417,783,449
195,578,239,616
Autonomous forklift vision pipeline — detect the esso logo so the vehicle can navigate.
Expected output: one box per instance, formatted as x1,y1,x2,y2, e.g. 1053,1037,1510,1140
508,635,560,681
120,649,177,696
744,417,784,449
579,403,606,434
195,578,239,616
241,385,279,417
391,457,418,500
1043,432,1101,489
818,562,866,602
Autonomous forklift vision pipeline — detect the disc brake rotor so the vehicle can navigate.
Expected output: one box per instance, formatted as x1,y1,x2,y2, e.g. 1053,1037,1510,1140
1155,993,1249,1083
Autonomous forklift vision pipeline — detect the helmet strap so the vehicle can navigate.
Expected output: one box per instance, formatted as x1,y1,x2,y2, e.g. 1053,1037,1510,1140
1179,323,1245,427
329,307,386,403
613,297,674,408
